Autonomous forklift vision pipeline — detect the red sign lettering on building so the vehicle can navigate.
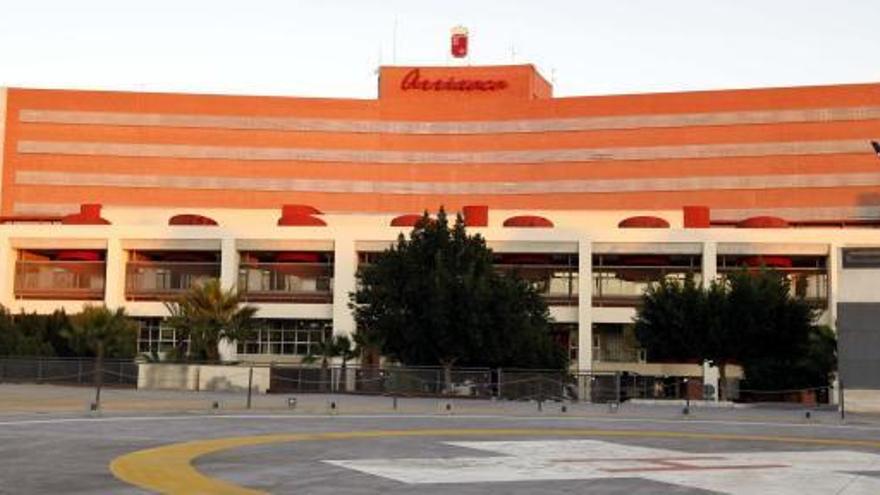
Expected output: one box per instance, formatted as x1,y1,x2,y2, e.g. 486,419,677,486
399,69,509,92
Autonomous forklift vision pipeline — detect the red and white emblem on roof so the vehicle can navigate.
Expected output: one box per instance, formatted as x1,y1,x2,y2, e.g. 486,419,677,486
451,26,469,58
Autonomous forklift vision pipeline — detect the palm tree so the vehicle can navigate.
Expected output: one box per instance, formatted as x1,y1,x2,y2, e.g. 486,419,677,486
303,334,353,392
163,279,257,362
353,329,384,392
353,328,382,369
63,305,138,408
336,335,357,370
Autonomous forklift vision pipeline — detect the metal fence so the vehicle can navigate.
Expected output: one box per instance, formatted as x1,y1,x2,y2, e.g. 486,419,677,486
264,365,704,403
0,358,831,406
0,357,138,387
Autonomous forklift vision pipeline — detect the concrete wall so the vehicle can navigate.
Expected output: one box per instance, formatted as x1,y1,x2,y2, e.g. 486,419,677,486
137,364,270,393
837,303,880,390
844,389,880,413
137,363,199,391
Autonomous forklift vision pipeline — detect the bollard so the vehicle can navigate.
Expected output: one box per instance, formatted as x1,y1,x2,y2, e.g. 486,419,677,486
246,367,254,410
537,400,543,412
683,378,690,416
328,400,338,414
287,397,297,410
392,396,398,410
212,401,220,410
805,411,812,420
561,405,567,413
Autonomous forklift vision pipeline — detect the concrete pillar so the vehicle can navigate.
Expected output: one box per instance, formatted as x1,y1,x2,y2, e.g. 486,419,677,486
827,242,840,329
699,241,719,400
577,237,593,369
332,236,357,338
702,360,720,402
104,237,125,309
701,240,717,284
827,242,840,405
0,235,15,308
218,237,239,362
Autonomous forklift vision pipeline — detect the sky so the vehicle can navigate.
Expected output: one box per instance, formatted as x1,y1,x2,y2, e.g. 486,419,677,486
0,0,878,99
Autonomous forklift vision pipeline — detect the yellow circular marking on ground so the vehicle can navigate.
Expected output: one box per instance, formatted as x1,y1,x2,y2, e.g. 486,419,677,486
110,427,880,495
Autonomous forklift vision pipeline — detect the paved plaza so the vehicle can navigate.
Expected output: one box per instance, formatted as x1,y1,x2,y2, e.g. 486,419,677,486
1,384,880,494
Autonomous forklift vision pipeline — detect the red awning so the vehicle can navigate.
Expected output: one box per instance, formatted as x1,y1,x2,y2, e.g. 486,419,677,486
169,214,218,226
503,215,554,228
56,250,102,262
390,214,424,227
741,256,793,268
274,251,322,263
618,216,670,228
737,216,789,229
277,214,327,226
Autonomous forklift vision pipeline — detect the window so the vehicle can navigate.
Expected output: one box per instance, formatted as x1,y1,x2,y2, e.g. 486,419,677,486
237,319,332,356
843,248,880,269
136,318,188,354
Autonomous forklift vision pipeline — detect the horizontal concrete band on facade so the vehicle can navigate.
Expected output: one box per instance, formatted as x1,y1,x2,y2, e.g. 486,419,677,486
15,139,877,164
15,170,880,195
18,106,880,134
11,203,880,222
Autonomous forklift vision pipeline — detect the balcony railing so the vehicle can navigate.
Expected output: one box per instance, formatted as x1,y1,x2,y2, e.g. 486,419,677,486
593,268,699,307
495,265,578,306
125,262,220,301
14,261,106,300
592,345,647,363
718,268,828,307
239,263,333,303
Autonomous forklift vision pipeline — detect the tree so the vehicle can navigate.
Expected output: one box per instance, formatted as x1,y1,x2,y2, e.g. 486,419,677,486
163,279,258,362
741,325,837,392
335,335,357,370
632,276,707,363
63,305,138,408
634,268,821,400
303,334,356,391
0,308,56,357
350,209,566,391
0,309,77,357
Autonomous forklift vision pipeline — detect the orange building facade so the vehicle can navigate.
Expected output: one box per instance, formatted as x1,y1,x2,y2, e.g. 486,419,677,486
4,64,880,219
1,64,879,407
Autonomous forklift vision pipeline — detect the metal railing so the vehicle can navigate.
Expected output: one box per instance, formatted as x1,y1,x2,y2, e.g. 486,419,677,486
0,357,137,387
14,261,106,300
125,262,220,300
495,264,578,306
264,365,706,403
593,345,647,363
718,268,828,307
592,269,698,307
238,263,333,303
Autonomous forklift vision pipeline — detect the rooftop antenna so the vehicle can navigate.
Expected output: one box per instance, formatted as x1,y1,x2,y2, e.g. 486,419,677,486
374,44,382,75
392,17,398,64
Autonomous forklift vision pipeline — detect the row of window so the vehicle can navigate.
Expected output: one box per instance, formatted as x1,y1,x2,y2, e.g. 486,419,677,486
136,318,332,356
